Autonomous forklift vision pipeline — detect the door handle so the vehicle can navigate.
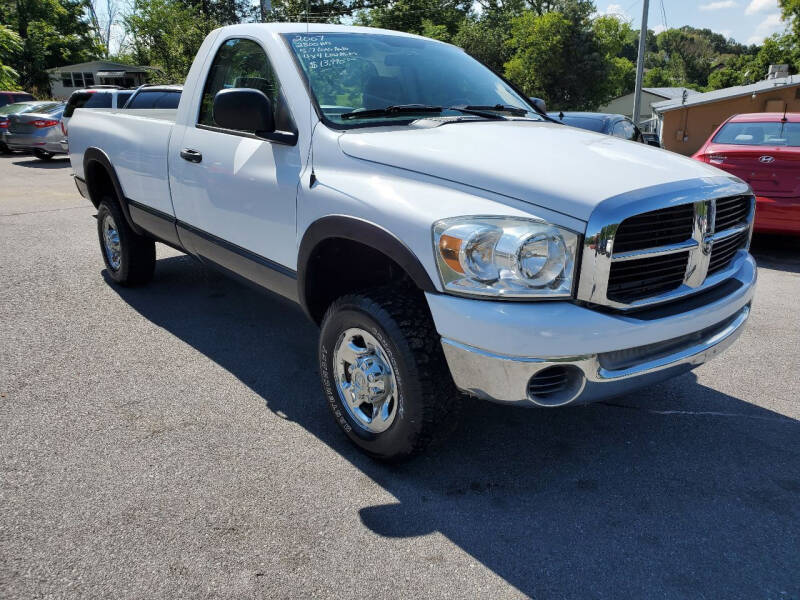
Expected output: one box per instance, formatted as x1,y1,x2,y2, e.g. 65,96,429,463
180,148,202,163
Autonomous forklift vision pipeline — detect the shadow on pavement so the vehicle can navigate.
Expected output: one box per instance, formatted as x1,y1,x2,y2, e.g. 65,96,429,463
106,254,800,598
750,233,800,274
11,156,70,169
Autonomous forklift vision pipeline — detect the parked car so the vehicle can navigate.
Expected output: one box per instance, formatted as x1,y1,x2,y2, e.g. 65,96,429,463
68,24,756,460
62,87,135,137
0,101,61,153
6,103,66,160
693,112,800,235
122,84,182,109
549,112,645,143
0,91,35,108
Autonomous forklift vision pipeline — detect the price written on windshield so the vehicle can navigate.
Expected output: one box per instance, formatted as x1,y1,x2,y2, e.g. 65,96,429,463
292,35,358,69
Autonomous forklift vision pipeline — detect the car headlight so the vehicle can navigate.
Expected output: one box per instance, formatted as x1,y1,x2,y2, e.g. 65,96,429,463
433,216,579,298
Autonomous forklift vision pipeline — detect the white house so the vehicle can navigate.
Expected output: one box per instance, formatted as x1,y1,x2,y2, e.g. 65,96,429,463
599,87,700,131
46,61,153,99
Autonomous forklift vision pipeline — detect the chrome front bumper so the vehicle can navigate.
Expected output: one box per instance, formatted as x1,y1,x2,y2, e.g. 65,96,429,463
440,304,750,406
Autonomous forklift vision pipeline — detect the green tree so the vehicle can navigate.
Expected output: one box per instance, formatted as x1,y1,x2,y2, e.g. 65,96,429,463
0,24,22,89
0,0,101,94
504,9,611,110
124,0,208,82
593,16,635,98
453,17,511,72
355,0,470,38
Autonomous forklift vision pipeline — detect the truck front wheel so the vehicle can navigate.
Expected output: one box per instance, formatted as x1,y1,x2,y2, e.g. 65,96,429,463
96,198,155,286
319,288,459,461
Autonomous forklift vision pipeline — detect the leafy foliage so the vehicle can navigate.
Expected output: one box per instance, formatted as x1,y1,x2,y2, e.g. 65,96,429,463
0,0,101,94
0,24,22,89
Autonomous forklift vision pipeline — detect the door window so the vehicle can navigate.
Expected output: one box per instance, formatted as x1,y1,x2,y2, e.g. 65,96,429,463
198,37,290,132
612,119,637,140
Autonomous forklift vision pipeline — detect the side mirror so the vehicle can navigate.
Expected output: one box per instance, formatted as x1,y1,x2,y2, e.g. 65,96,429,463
529,97,546,113
213,88,275,134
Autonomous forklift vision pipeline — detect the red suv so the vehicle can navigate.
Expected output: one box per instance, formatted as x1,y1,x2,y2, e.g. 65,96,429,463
0,91,35,107
693,112,800,235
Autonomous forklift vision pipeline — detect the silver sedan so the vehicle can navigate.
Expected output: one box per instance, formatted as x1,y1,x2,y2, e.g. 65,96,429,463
5,103,66,160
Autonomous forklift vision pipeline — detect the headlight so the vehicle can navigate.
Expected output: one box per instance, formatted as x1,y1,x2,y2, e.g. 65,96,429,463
433,216,579,298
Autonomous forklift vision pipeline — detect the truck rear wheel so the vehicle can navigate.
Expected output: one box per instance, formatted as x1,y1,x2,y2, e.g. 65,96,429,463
97,198,155,286
318,287,459,461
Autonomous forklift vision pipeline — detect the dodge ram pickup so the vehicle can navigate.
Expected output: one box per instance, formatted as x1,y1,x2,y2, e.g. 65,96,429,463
68,23,757,460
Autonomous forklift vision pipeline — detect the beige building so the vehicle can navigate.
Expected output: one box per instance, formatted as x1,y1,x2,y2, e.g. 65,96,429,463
599,87,698,132
652,75,800,155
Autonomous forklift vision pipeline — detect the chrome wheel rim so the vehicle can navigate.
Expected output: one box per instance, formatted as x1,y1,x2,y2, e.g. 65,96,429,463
102,214,121,271
333,328,398,434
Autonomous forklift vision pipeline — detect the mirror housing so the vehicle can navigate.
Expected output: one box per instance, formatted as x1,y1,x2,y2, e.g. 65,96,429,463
529,97,547,114
213,88,275,134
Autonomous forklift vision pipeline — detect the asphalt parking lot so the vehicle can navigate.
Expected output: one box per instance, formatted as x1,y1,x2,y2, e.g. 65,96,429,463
1,152,799,599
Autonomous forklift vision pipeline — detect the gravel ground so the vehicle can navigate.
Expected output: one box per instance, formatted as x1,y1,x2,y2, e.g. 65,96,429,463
1,153,798,599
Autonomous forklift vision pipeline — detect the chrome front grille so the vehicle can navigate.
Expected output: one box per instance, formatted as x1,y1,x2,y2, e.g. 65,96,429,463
607,251,690,303
708,230,749,275
577,178,755,310
714,196,751,231
612,203,694,253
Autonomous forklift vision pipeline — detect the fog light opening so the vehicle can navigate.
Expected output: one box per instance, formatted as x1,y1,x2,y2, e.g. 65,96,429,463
527,365,585,407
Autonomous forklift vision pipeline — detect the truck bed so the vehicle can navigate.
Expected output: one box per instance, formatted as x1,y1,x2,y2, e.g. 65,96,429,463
68,108,177,217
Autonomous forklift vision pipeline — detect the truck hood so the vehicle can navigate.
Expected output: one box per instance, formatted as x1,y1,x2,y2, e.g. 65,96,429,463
339,120,721,222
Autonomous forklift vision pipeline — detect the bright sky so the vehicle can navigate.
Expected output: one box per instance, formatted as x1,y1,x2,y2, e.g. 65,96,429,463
596,0,788,44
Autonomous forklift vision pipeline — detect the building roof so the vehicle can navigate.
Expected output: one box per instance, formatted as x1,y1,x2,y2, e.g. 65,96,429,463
46,61,152,74
652,75,800,113
643,87,700,100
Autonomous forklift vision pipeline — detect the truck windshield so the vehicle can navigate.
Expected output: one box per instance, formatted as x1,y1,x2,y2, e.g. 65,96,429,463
285,32,538,128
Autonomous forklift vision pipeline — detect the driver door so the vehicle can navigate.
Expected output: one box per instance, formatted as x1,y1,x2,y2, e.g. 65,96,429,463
170,37,302,279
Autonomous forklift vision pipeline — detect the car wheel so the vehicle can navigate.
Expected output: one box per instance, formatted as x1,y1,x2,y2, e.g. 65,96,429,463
33,149,54,161
97,197,156,286
0,142,10,154
319,287,459,461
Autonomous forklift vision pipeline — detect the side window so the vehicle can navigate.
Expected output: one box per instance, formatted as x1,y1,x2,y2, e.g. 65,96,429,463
83,92,112,108
116,92,132,107
614,119,637,140
198,37,288,132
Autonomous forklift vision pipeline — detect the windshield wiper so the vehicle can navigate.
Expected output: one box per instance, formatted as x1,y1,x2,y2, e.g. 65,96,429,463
453,104,530,117
340,104,443,120
338,103,521,123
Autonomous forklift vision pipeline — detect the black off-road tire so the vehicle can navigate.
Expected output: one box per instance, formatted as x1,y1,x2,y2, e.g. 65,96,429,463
33,149,54,161
96,197,156,286
319,287,459,461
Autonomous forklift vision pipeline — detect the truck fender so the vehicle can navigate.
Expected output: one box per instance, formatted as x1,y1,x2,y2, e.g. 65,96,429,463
297,215,437,320
82,147,144,236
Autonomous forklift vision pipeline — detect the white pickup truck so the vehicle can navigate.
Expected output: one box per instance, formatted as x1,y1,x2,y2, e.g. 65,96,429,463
68,23,757,460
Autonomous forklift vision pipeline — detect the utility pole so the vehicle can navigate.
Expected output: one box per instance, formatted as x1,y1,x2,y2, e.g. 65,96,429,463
632,0,650,127
260,0,272,22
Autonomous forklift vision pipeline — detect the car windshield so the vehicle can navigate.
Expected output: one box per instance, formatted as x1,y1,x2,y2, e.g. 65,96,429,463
285,32,539,127
0,102,55,115
556,116,606,132
713,121,800,146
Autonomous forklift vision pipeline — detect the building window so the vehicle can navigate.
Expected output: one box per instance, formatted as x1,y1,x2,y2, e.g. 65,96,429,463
61,73,73,87
84,72,95,87
72,72,84,87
